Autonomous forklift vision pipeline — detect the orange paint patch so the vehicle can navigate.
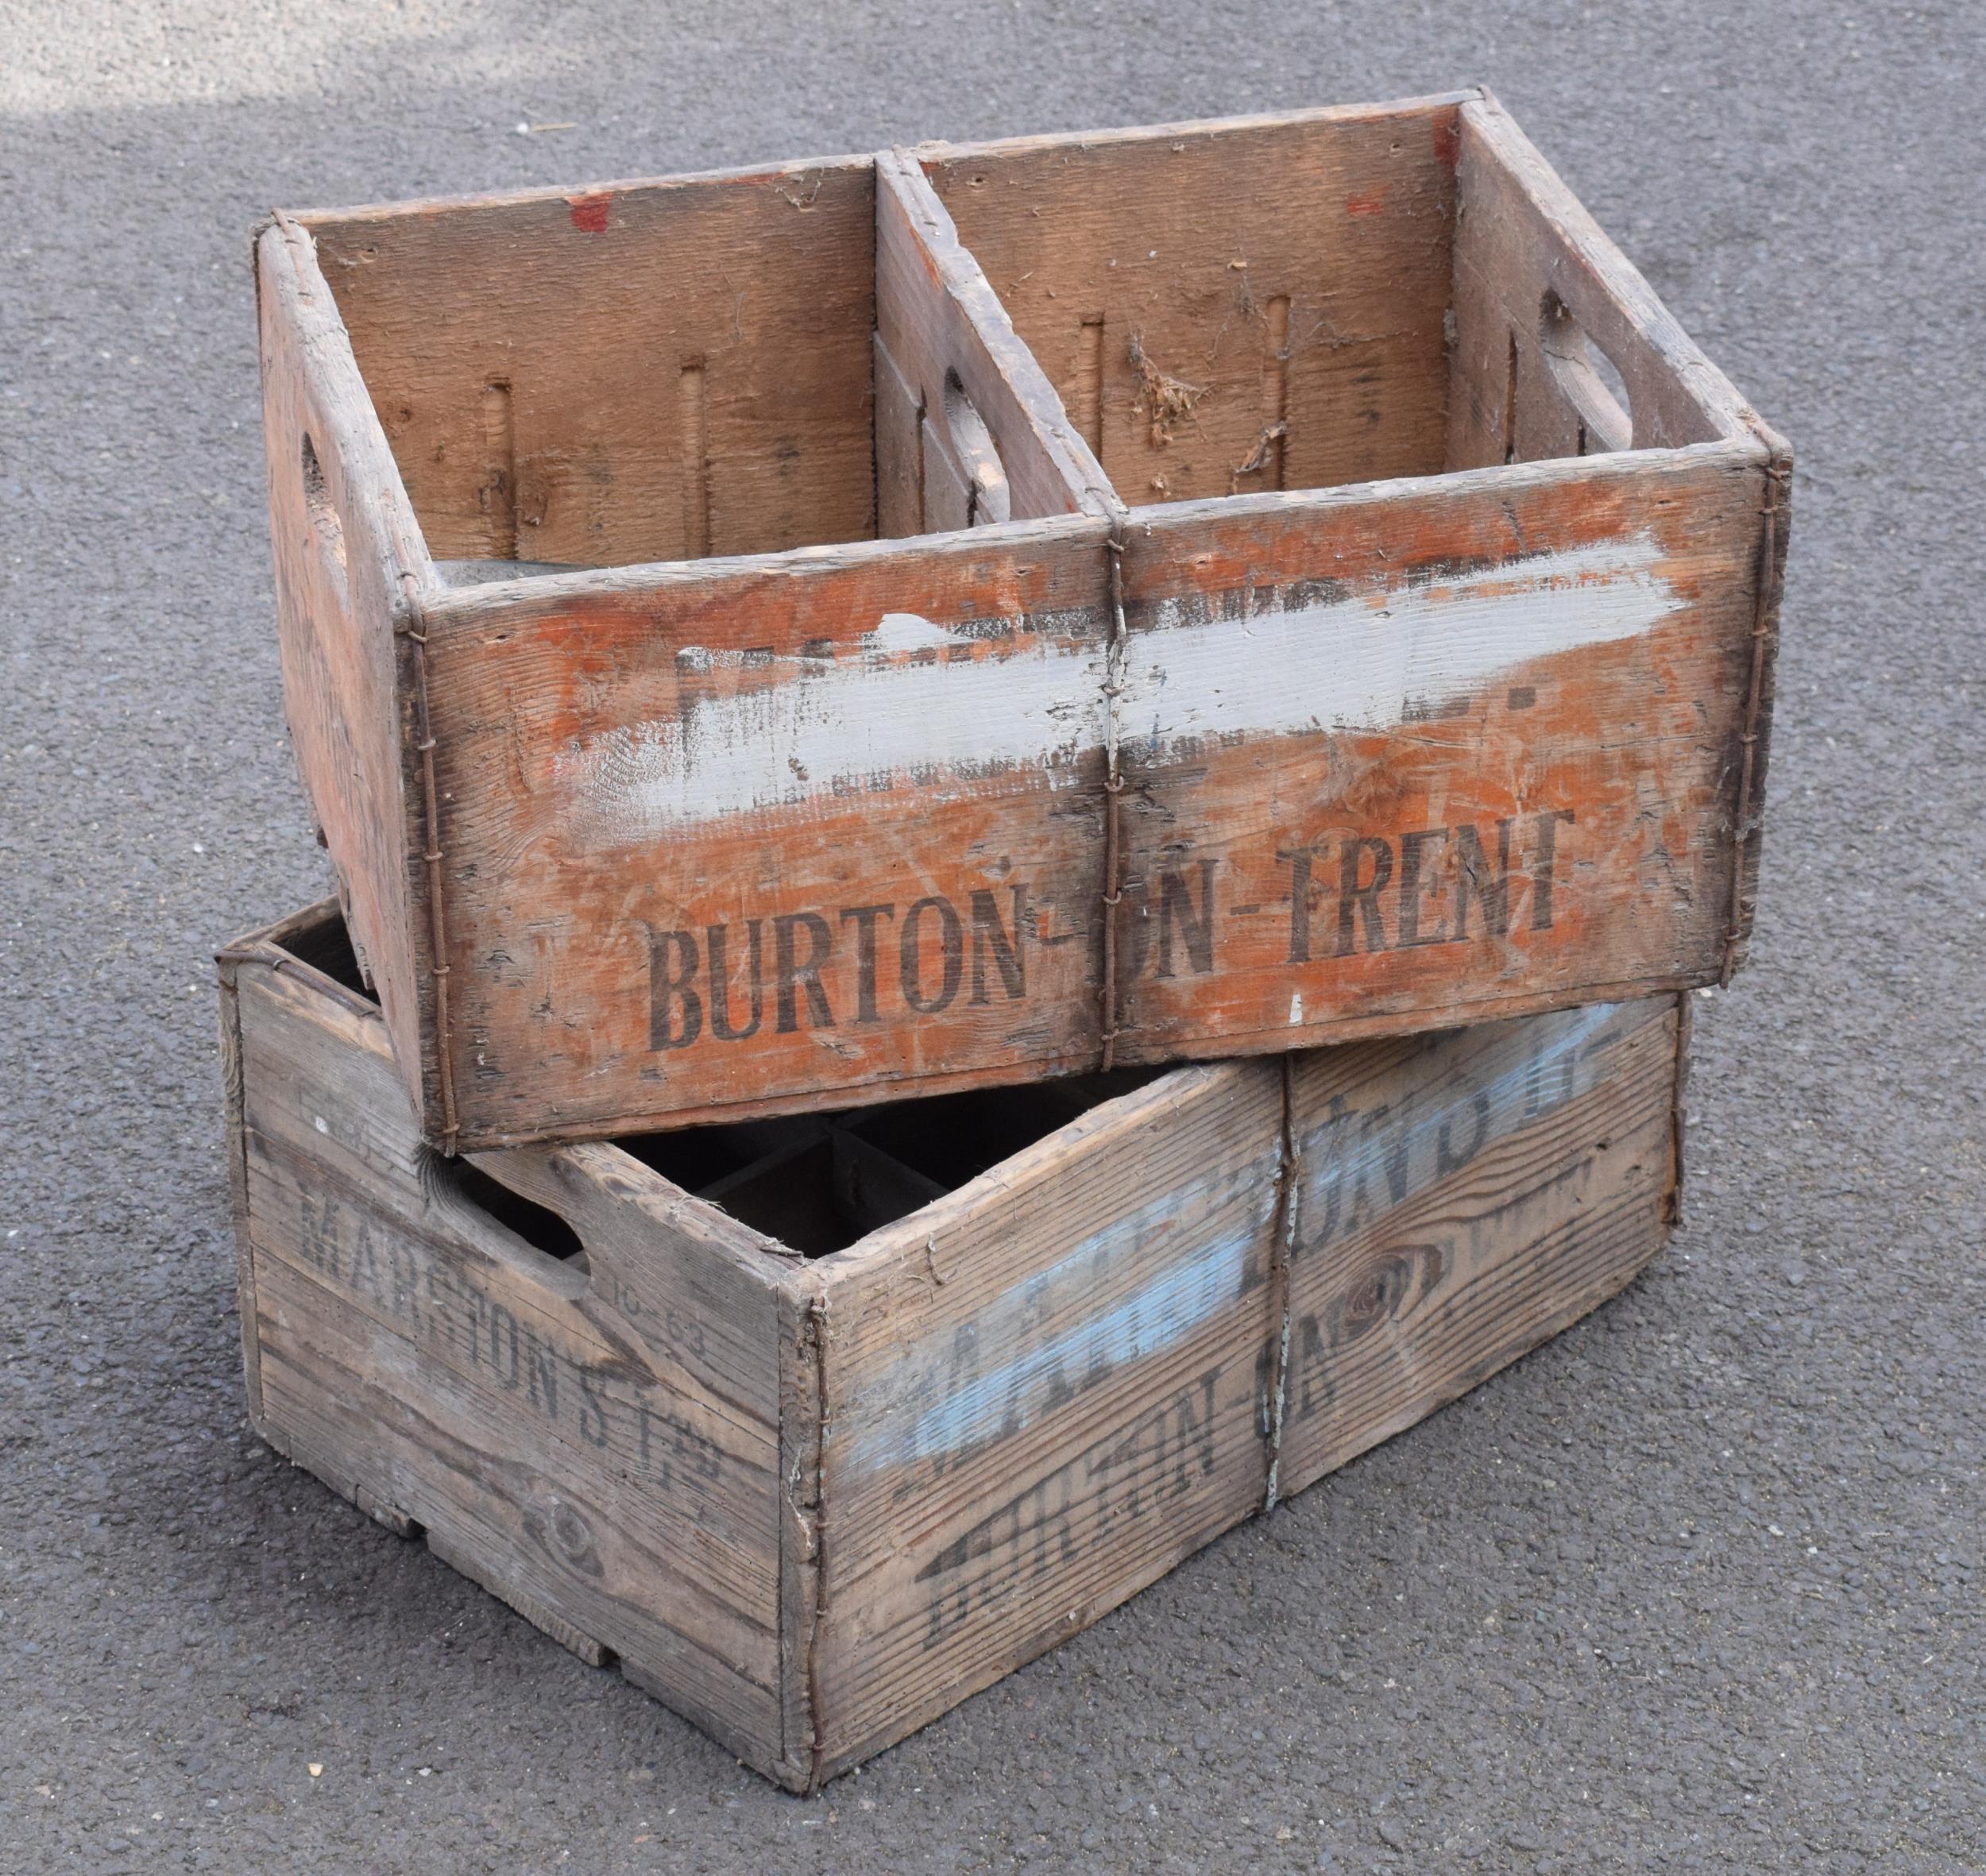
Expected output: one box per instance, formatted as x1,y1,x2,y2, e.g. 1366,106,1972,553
1346,185,1388,218
1432,113,1461,170
567,192,612,234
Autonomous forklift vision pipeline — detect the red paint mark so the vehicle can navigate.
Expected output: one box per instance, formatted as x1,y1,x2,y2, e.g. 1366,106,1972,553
1347,185,1388,219
568,192,612,234
1432,114,1461,171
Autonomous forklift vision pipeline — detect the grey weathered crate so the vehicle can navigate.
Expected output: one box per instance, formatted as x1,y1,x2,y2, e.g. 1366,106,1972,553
220,900,1687,1789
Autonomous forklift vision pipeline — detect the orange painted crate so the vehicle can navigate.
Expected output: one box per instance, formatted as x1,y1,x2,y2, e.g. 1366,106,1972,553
257,91,1786,1150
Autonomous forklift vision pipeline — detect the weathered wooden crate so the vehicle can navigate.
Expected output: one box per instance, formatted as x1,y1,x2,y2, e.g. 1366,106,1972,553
221,899,1688,1790
259,89,1782,1152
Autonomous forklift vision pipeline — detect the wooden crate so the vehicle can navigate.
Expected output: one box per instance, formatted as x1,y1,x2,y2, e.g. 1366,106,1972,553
221,900,1688,1790
258,90,1781,1153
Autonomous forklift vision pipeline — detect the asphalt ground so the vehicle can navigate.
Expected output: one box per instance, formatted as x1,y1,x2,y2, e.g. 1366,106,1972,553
2,2,1983,1870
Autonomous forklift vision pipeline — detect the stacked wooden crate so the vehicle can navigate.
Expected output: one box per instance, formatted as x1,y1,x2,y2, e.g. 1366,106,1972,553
225,89,1786,1789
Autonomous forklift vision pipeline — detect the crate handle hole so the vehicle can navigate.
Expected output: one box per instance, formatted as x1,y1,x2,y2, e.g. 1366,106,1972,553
431,1153,587,1266
300,433,350,573
1538,292,1633,454
941,372,1012,526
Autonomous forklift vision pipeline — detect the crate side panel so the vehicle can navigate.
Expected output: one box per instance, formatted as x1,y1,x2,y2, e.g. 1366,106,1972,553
1446,98,1753,472
307,160,878,567
244,1141,780,1638
1108,447,1768,1059
1278,997,1676,1495
258,228,430,1115
812,1061,1283,1773
923,99,1461,505
235,959,785,1515
234,958,786,1757
252,1264,782,1766
425,524,1112,1147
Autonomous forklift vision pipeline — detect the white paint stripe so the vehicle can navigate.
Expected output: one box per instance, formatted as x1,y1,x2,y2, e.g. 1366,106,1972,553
559,534,1682,845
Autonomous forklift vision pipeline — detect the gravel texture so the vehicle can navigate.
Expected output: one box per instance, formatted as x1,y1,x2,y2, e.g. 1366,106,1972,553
2,2,1982,1869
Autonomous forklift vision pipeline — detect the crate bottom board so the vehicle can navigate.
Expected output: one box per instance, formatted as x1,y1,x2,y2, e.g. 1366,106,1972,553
241,1201,1661,1790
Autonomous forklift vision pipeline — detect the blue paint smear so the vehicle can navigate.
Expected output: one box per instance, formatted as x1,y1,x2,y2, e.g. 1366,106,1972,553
846,1000,1636,1480
1296,1000,1626,1232
845,1167,1276,1476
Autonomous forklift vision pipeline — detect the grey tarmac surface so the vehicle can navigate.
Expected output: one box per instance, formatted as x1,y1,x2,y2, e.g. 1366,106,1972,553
2,2,1982,1870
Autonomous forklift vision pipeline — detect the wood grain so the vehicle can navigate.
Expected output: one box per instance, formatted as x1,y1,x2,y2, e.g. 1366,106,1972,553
256,221,435,1121
922,95,1466,504
1445,94,1762,469
301,157,879,568
1277,997,1676,1492
1107,442,1772,1064
226,903,1680,1791
227,916,802,1780
810,1060,1283,1774
419,518,1114,1146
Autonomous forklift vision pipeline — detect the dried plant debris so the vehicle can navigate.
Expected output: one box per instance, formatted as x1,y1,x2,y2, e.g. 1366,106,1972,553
1128,334,1205,446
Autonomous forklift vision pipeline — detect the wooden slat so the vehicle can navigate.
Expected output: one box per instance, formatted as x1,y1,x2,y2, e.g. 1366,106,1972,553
256,223,435,1121
214,953,262,1422
253,1268,782,1763
419,516,1114,1146
1107,442,1772,1063
875,151,1109,524
1277,998,1676,1492
1446,94,1760,469
809,1060,1283,1775
229,934,797,1777
873,335,925,538
244,1138,779,1607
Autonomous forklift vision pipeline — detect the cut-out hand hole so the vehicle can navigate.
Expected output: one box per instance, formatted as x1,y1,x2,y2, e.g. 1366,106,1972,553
1538,292,1633,454
437,1156,586,1264
941,372,1011,525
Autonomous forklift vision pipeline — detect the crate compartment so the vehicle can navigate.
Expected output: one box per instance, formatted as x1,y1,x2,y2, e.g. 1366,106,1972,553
303,156,1068,572
922,95,1733,503
258,150,1111,1151
222,900,1683,1789
921,102,1462,504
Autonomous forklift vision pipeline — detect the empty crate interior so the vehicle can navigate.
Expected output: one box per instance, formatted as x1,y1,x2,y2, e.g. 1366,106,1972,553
302,160,1058,574
924,102,1716,505
285,908,1158,1262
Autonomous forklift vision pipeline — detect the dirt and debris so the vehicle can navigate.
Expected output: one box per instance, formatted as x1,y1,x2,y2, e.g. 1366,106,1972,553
1127,334,1205,446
